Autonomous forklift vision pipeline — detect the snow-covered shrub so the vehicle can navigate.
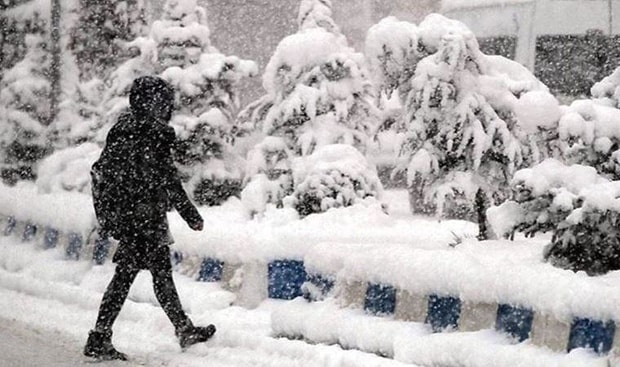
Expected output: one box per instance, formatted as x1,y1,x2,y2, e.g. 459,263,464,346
241,137,294,216
557,72,620,180
488,159,608,239
36,142,101,194
546,181,620,275
96,0,257,206
398,14,559,220
283,144,383,217
592,66,620,107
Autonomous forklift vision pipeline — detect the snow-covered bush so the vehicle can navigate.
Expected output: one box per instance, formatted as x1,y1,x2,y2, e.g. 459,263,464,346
241,137,294,216
488,159,608,239
36,142,101,194
398,14,559,220
239,0,379,214
546,181,620,275
557,70,620,180
283,144,383,217
96,0,256,206
592,66,620,107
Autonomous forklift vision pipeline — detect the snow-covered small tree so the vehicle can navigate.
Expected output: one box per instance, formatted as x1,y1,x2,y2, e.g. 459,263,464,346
0,34,52,183
96,0,256,206
240,0,379,156
398,14,559,220
70,0,147,80
238,0,380,215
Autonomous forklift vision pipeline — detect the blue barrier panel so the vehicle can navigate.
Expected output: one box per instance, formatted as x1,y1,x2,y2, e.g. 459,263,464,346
268,260,306,300
303,273,335,301
197,258,224,282
93,237,110,265
495,304,534,342
426,295,461,332
43,227,59,249
170,250,183,266
567,318,616,354
3,216,16,236
66,233,83,260
364,283,397,316
22,222,37,242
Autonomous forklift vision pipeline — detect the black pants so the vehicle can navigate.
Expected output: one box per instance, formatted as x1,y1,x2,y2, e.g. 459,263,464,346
94,264,190,333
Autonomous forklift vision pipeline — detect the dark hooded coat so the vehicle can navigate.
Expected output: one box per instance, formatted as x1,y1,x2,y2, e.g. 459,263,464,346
93,77,202,270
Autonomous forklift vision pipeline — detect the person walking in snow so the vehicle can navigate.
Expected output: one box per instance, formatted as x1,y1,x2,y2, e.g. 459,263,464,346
84,76,216,361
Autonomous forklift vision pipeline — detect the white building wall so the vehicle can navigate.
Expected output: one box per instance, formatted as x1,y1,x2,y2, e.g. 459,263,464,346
443,0,620,71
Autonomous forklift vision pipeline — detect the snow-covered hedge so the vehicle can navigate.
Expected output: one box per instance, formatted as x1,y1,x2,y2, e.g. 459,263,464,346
546,182,620,275
488,159,607,238
284,145,384,217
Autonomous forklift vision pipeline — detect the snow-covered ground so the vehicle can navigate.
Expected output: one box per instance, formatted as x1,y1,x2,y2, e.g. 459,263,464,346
0,234,411,367
0,189,617,367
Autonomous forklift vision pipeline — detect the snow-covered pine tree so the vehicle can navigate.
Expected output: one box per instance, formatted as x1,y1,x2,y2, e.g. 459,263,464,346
399,14,558,221
0,33,52,183
1,0,49,77
241,0,378,156
365,16,420,112
239,0,381,216
363,16,421,188
70,0,147,80
96,0,256,206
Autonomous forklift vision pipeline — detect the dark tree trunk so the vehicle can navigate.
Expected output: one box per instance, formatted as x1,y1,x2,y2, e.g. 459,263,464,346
475,188,495,240
48,0,62,126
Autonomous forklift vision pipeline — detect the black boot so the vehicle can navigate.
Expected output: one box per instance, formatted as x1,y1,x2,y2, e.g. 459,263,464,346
176,322,216,349
83,329,128,361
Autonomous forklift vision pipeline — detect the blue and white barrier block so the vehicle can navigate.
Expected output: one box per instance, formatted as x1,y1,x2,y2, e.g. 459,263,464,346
92,236,111,265
42,227,59,249
197,258,224,282
530,313,572,352
3,216,16,236
268,260,306,300
394,290,428,323
495,304,534,342
426,294,461,333
22,221,37,242
459,300,498,332
568,318,616,355
65,232,83,260
364,283,397,316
